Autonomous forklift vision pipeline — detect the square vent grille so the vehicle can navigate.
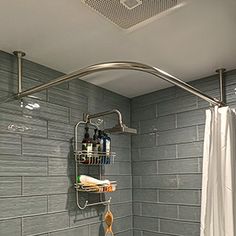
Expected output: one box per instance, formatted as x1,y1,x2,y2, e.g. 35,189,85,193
81,0,181,29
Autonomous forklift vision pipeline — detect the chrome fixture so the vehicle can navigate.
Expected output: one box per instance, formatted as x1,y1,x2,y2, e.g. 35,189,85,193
84,109,137,135
104,124,137,135
13,52,225,107
216,68,226,103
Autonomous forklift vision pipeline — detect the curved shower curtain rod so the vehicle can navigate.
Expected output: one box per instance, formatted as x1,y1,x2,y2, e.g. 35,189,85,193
13,51,225,107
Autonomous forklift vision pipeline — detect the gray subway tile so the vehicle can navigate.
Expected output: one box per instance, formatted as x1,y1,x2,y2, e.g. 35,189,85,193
157,126,197,145
133,161,157,175
48,158,75,176
189,75,219,92
0,177,21,197
178,174,202,189
140,145,176,161
104,161,131,176
132,104,156,122
157,95,197,116
197,125,205,141
48,87,88,110
160,219,200,236
132,148,140,161
133,229,142,236
23,212,69,236
0,99,23,116
106,189,132,203
133,188,158,202
179,205,201,222
133,202,142,215
89,222,106,236
141,175,177,189
0,155,47,176
177,109,205,128
23,98,70,123
111,146,131,162
140,114,176,134
225,83,236,103
48,193,76,213
69,212,100,227
112,216,132,233
0,133,21,155
69,79,103,100
131,87,176,110
158,158,199,174
132,176,142,188
111,202,133,218
69,107,88,124
22,137,70,158
142,203,178,219
133,215,158,231
0,112,47,137
110,134,131,148
159,190,200,205
132,133,156,148
49,225,89,236
0,69,47,100
225,69,236,87
0,196,47,219
0,218,21,236
23,176,72,195
143,231,171,236
48,121,74,141
177,142,203,158
106,175,132,189
116,229,133,236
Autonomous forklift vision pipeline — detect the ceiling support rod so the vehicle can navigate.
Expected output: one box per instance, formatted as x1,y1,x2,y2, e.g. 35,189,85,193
13,51,26,94
216,68,226,104
13,53,225,107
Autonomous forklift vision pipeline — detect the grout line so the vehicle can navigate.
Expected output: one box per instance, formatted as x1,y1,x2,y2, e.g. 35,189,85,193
21,217,23,236
21,176,23,196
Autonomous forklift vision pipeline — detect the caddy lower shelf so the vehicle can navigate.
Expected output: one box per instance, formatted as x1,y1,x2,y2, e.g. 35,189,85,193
75,181,117,193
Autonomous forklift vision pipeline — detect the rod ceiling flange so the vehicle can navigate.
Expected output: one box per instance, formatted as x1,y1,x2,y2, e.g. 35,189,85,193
13,51,26,57
215,68,226,103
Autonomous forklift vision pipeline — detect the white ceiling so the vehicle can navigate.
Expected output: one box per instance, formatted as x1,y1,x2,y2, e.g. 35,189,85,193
0,0,236,98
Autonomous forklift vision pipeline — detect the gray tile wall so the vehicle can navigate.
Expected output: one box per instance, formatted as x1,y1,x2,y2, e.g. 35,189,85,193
131,70,236,236
0,51,132,236
1,49,236,236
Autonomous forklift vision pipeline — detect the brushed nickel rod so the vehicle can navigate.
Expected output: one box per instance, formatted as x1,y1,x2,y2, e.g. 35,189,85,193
216,68,226,103
13,51,26,94
13,53,224,107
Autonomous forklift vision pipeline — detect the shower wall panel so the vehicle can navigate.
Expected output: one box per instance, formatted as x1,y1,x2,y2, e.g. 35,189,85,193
0,51,132,236
131,70,236,236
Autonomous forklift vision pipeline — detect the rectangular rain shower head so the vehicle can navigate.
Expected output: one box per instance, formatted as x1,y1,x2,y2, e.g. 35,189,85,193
81,0,184,29
104,124,137,135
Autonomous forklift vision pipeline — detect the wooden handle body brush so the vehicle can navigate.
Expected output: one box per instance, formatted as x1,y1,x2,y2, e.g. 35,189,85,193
104,203,114,236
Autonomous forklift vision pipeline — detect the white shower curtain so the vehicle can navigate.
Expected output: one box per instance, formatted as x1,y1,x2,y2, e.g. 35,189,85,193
201,106,236,236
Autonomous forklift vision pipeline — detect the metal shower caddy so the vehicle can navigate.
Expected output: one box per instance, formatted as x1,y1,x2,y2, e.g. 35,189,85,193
11,51,226,209
74,109,135,209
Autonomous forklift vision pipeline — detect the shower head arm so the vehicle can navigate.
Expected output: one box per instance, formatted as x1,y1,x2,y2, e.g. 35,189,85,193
84,109,123,126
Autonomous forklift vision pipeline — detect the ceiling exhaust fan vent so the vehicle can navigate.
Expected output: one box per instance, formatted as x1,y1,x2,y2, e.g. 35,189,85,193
120,0,143,10
81,0,183,29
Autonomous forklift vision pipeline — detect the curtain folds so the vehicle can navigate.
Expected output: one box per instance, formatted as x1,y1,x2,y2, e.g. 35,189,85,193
201,106,236,236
